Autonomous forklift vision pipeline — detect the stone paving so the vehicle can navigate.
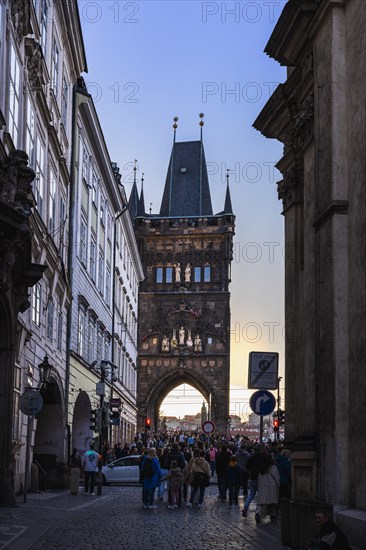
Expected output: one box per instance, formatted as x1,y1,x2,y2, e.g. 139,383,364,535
0,485,294,550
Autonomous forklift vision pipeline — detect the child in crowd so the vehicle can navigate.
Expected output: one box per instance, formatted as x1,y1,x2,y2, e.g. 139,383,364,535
162,460,182,509
226,455,242,509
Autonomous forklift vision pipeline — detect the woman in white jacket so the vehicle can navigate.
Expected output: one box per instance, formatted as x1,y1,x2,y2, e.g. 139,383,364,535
256,454,280,522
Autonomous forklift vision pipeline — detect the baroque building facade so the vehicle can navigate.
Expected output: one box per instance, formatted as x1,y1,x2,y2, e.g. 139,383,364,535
254,0,366,547
131,123,235,433
68,78,143,455
0,0,85,503
0,0,142,503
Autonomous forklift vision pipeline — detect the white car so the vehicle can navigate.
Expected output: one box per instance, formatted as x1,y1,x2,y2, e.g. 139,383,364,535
101,455,141,485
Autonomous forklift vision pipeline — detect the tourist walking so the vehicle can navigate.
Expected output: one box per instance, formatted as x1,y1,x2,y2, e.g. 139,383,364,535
156,447,168,501
186,449,211,508
235,442,251,498
162,460,183,509
82,443,99,495
140,448,162,509
164,443,186,506
208,444,217,476
242,442,268,518
256,453,280,522
215,445,232,502
226,455,242,509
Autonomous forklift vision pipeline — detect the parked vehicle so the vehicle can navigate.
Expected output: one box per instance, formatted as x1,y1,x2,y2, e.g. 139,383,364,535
101,455,141,485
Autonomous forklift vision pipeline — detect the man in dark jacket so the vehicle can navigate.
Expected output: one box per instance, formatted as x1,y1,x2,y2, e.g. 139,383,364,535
164,443,186,470
179,443,192,501
235,443,251,498
307,509,351,550
215,445,232,502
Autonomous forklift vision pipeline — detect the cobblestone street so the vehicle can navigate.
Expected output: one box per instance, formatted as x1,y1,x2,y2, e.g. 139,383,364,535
0,485,293,550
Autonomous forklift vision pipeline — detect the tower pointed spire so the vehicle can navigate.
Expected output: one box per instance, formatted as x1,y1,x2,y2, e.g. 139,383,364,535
128,159,139,219
224,169,233,214
199,113,205,216
137,172,146,216
168,117,179,216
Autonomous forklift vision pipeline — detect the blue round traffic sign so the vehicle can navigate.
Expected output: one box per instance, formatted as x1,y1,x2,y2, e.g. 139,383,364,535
249,390,276,416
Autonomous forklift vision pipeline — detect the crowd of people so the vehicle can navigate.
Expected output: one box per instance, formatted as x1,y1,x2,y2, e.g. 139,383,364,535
119,430,291,520
68,430,351,549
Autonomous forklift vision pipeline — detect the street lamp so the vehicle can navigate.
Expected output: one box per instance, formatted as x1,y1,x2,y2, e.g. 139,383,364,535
38,355,52,387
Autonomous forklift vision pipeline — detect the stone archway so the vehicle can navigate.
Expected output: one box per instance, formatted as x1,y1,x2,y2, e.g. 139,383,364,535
142,369,220,431
72,391,93,453
34,377,65,488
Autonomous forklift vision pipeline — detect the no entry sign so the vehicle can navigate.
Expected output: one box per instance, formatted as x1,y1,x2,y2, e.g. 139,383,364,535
202,420,216,434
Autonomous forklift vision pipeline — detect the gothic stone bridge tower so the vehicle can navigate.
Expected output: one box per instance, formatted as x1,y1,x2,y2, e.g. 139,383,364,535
130,120,235,432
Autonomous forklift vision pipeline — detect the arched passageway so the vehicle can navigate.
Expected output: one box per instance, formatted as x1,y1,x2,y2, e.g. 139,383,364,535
143,370,217,430
34,378,65,487
72,391,93,453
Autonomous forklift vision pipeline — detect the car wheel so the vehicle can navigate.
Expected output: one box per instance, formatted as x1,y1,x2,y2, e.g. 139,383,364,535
102,475,108,486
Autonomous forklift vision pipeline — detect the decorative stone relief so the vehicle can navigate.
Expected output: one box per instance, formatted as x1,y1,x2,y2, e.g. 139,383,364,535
283,93,314,155
0,150,35,216
301,51,313,78
0,238,23,291
11,0,30,42
277,167,304,210
26,42,43,91
293,93,314,149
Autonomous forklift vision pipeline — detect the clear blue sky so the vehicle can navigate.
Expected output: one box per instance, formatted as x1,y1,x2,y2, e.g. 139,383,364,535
79,0,287,418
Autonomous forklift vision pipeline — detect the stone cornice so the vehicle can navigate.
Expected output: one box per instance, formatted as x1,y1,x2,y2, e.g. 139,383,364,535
254,52,314,143
264,0,319,66
313,200,349,230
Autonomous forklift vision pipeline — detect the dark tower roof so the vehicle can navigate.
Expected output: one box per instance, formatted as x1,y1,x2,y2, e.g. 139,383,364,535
223,178,233,214
128,180,139,219
159,141,213,217
137,174,146,216
128,162,139,219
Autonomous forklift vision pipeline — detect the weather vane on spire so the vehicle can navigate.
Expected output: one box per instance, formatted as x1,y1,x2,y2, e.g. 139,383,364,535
173,117,179,144
199,113,204,140
226,168,232,186
133,159,138,184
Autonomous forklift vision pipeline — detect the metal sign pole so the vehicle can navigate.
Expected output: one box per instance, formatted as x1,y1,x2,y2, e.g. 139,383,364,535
259,416,263,442
24,414,33,503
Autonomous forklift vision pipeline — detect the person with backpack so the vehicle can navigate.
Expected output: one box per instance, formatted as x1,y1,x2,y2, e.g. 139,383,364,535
140,448,162,509
186,449,211,508
82,443,100,495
